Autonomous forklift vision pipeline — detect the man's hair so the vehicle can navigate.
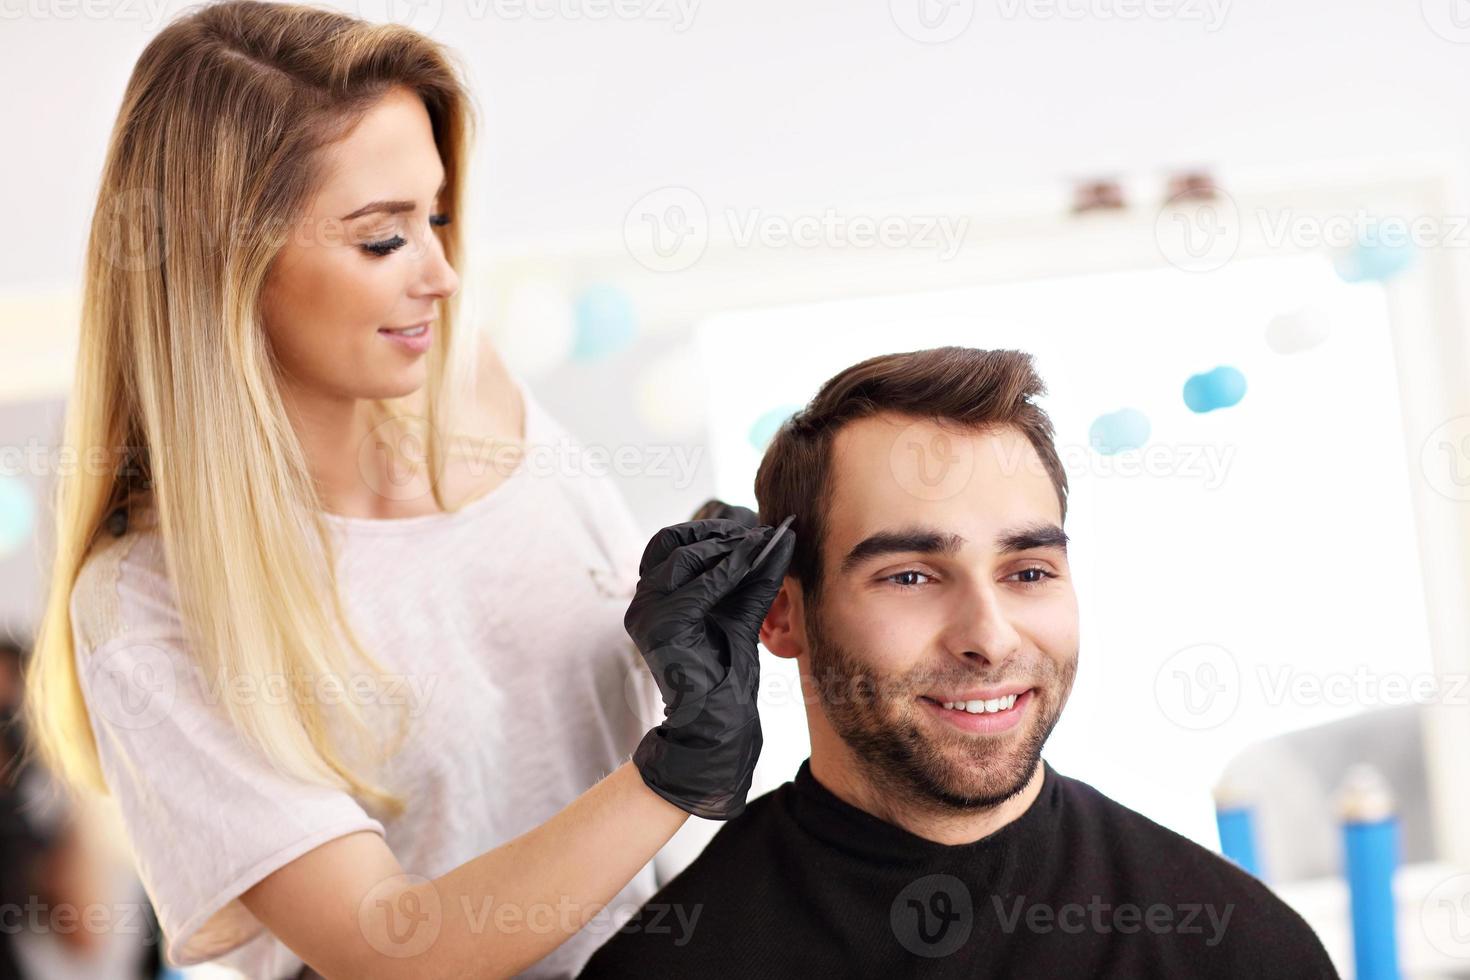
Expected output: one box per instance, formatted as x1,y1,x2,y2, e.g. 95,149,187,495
753,346,1068,600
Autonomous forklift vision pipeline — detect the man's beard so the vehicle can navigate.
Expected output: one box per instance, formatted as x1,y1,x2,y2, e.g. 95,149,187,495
805,600,1076,813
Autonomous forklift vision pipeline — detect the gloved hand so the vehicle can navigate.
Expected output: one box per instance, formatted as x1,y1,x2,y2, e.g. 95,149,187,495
689,498,758,526
625,511,795,820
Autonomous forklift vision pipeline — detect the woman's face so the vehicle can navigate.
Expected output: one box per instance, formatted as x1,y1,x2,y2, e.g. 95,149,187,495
261,86,460,404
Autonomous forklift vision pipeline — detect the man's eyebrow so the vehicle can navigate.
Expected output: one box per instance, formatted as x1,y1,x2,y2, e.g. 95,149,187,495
341,175,448,221
840,527,965,574
996,521,1069,556
838,521,1068,574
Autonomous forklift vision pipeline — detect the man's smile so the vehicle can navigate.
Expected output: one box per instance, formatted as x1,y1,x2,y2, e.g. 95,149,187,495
917,688,1035,734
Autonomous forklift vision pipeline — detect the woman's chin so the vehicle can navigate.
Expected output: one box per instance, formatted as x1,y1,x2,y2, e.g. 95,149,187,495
363,362,430,401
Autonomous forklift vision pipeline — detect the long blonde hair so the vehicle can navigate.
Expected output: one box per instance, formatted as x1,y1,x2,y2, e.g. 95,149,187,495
24,0,484,819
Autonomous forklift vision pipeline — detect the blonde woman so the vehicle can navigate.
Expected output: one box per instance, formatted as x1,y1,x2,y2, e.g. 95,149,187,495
21,2,794,977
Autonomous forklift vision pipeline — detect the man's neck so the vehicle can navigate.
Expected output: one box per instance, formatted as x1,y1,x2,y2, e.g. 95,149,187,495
807,738,1046,846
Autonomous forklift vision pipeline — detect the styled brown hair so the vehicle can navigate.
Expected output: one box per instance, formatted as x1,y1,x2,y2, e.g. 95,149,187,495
753,347,1068,600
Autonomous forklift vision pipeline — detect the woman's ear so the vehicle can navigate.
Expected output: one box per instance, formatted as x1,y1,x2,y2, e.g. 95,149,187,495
759,578,805,660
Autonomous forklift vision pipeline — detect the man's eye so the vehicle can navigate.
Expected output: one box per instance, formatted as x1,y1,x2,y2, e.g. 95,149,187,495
1012,567,1056,588
886,570,932,590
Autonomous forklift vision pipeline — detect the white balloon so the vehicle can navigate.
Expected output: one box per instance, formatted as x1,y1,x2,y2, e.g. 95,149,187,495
1266,306,1332,354
635,345,708,439
493,280,575,378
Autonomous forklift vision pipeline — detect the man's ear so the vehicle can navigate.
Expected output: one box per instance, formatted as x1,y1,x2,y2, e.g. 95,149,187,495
760,577,805,660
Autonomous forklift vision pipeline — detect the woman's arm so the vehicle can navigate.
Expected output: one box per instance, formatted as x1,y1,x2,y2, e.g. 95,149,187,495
241,761,684,980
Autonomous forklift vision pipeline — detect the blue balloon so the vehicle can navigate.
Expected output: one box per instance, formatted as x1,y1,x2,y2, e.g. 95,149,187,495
1183,366,1247,413
748,405,799,451
1334,225,1416,283
1089,408,1151,455
571,284,637,361
0,477,36,560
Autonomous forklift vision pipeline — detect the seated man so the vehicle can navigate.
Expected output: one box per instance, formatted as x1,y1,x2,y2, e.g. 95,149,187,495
580,346,1338,979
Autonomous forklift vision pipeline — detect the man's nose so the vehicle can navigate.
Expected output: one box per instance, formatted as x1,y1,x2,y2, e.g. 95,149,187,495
940,579,1023,668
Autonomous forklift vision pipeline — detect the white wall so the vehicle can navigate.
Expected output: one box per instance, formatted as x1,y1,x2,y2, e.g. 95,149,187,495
5,0,1470,290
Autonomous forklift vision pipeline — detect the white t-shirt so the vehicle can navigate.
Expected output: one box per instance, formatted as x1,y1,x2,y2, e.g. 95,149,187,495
67,375,664,979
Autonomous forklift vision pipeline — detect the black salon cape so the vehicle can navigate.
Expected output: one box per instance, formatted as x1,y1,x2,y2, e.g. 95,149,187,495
578,759,1339,979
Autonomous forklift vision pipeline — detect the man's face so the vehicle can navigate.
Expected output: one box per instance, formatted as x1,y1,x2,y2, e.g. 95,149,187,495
799,414,1079,811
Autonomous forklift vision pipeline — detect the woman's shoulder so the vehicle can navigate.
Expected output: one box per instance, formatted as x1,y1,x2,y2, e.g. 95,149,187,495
70,512,180,657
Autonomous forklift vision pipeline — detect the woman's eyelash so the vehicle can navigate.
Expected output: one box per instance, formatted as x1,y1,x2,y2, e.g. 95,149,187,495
360,213,452,257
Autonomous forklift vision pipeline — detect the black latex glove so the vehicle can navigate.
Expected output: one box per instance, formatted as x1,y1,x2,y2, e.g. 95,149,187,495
625,514,795,820
689,499,758,527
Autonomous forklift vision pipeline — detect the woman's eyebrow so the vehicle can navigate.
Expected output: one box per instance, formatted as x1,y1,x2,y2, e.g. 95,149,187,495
341,176,448,221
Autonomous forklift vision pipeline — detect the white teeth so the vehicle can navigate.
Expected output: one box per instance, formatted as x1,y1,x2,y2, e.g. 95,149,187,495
939,694,1018,714
391,325,427,337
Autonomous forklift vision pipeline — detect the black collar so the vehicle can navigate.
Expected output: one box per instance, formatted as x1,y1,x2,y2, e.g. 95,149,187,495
785,755,1063,867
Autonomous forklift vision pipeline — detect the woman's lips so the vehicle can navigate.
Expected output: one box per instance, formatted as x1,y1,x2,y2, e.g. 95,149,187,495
378,322,432,354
